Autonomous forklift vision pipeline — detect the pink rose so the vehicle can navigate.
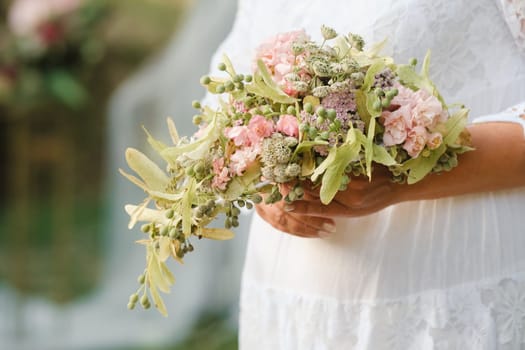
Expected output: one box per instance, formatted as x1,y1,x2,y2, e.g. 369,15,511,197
403,126,428,158
382,105,411,146
248,115,274,142
276,114,299,137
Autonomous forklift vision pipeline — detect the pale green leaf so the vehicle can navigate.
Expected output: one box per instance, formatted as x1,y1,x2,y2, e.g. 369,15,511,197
311,146,338,182
125,204,169,227
444,108,469,146
200,228,235,240
403,144,446,184
149,284,168,317
222,54,237,77
158,236,171,262
181,178,196,237
166,117,180,144
224,163,261,200
320,142,361,204
372,144,397,166
147,246,172,294
125,148,170,191
362,61,386,92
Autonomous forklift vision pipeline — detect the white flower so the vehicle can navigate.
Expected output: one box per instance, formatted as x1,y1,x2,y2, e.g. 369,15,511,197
481,278,525,347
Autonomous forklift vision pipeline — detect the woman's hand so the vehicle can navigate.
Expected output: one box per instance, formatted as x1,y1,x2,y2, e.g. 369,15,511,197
255,186,337,238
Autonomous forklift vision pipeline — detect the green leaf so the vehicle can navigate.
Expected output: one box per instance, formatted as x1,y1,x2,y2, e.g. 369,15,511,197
293,140,329,157
319,142,361,204
142,126,168,154
149,284,168,317
311,146,338,182
182,178,196,237
355,90,371,126
166,117,180,144
222,54,237,77
224,162,261,200
362,60,386,92
200,228,235,240
364,118,376,178
125,148,170,191
402,144,446,184
372,144,397,166
444,108,469,145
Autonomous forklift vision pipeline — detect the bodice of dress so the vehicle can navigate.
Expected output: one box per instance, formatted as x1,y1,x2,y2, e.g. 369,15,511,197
203,0,525,348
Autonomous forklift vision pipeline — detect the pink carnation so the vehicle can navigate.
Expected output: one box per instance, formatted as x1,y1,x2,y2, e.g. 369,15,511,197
276,114,299,137
248,115,274,143
411,90,446,129
211,157,231,191
382,105,411,146
254,29,309,94
403,126,428,158
229,146,260,176
224,125,252,146
426,132,443,150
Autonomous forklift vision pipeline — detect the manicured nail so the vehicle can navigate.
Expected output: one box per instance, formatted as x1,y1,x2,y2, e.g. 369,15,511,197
322,223,336,233
317,230,331,239
284,204,294,212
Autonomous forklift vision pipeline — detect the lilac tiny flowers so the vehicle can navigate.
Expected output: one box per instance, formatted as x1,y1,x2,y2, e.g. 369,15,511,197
121,26,473,316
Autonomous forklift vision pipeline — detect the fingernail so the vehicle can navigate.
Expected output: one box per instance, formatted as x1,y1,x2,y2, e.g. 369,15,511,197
317,230,331,239
322,223,336,233
284,204,294,212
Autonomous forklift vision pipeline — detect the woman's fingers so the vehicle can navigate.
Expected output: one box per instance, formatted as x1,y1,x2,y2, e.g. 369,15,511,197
255,203,336,238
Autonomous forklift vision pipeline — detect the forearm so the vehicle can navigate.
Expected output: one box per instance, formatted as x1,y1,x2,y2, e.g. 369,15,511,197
398,122,525,202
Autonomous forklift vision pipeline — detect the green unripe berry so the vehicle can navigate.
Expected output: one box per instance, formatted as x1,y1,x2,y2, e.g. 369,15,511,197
165,209,174,219
245,202,253,209
192,100,201,109
244,74,253,82
320,131,330,140
129,293,139,304
251,194,263,204
231,218,239,227
216,85,225,94
137,274,146,284
233,74,244,82
294,186,304,198
224,217,232,229
316,116,325,125
141,224,150,233
386,88,398,99
374,88,384,96
140,295,149,307
237,200,245,207
326,109,337,121
304,102,314,114
192,114,203,125
218,62,227,71
287,106,296,115
127,302,135,310
169,227,178,238
160,226,169,236
200,76,211,85
224,80,234,91
299,123,309,132
317,107,327,117
409,57,418,66
381,98,391,108
231,207,241,216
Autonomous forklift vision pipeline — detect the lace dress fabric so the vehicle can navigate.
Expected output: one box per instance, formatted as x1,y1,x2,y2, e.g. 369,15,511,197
205,0,525,348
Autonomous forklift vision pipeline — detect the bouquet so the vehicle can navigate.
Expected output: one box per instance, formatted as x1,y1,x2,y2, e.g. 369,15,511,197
121,26,473,315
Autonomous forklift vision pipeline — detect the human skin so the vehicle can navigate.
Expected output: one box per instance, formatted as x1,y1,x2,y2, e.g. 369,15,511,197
255,122,525,238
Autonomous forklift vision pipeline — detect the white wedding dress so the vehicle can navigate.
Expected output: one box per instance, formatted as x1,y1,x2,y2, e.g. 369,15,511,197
204,0,525,348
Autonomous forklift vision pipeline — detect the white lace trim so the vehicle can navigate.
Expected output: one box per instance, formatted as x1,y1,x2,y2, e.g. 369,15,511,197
473,101,525,137
240,272,525,350
497,0,525,54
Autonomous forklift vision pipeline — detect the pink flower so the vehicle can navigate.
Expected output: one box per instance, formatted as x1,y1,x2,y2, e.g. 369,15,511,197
229,146,260,176
211,157,231,191
193,123,208,139
403,126,428,158
382,105,411,146
391,83,418,109
411,90,446,129
426,132,443,150
224,125,252,146
248,115,274,143
276,114,299,137
8,0,84,36
254,29,310,94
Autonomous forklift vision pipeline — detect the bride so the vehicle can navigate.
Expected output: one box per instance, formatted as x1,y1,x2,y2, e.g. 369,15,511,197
204,0,525,349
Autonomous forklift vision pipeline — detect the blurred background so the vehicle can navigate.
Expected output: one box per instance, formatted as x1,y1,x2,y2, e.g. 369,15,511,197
0,0,249,349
